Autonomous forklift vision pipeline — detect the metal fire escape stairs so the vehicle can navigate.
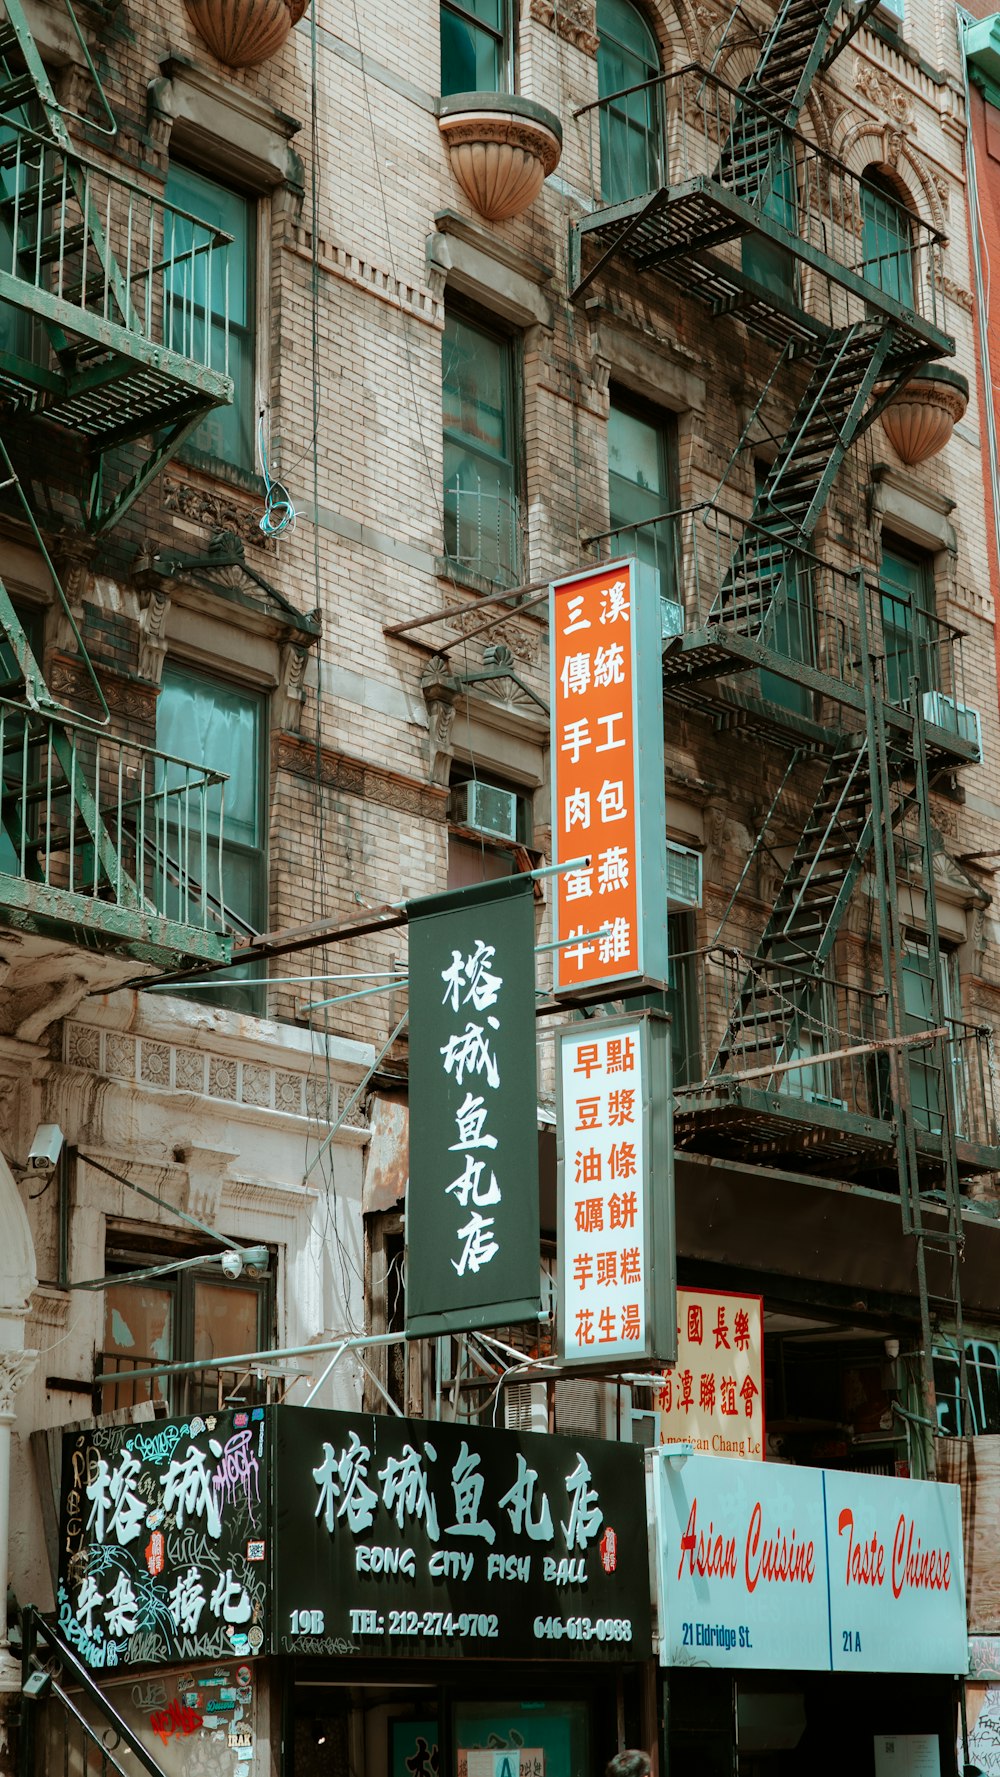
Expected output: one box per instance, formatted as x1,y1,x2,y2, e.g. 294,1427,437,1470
0,0,234,534
574,0,973,1447
0,1,236,969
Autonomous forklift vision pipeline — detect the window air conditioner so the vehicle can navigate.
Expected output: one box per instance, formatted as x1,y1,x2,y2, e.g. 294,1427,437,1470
504,1381,548,1435
921,691,983,761
450,780,519,841
797,1088,847,1111
667,841,703,909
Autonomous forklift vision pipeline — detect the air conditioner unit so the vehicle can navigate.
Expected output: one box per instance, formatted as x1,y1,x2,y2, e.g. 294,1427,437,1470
449,779,519,840
667,841,703,908
504,1382,547,1434
921,691,983,761
796,1087,847,1111
660,595,684,642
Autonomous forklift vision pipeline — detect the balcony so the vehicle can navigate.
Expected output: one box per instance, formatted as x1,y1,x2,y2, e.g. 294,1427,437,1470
0,700,234,969
672,946,1000,1182
0,121,234,531
570,64,951,367
587,502,977,765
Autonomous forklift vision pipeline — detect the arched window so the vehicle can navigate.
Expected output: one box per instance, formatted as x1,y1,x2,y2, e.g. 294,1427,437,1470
597,0,663,204
861,165,913,305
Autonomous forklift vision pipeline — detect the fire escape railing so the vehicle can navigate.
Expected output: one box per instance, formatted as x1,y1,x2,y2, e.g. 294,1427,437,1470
19,1605,165,1777
571,62,949,340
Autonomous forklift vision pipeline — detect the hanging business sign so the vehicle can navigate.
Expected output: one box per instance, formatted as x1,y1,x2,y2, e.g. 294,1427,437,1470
58,1410,269,1670
273,1406,652,1660
659,1288,764,1460
550,558,668,997
406,873,541,1337
557,1010,676,1369
654,1451,967,1674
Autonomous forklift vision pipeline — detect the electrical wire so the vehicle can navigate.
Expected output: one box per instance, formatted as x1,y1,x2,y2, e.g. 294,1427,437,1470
257,411,297,536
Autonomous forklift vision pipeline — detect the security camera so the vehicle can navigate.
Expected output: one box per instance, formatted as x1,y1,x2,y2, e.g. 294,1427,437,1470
242,1245,269,1276
27,1123,64,1172
220,1250,244,1280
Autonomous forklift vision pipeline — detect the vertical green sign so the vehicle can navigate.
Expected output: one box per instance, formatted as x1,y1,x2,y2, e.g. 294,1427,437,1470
405,874,542,1337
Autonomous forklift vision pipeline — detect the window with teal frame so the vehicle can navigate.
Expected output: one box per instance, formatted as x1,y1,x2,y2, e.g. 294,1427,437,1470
755,467,816,713
742,134,799,300
441,0,508,95
155,665,267,1015
163,164,256,471
597,0,662,204
442,306,522,586
861,167,914,305
878,543,936,707
608,395,679,634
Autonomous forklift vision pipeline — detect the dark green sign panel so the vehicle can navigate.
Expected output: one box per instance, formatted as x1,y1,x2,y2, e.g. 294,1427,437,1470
406,875,541,1337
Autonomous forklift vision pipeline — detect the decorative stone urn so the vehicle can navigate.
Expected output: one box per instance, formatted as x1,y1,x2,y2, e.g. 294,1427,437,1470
183,0,310,68
879,363,969,467
438,93,562,223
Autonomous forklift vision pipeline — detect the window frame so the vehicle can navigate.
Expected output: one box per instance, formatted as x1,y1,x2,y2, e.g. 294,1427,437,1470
860,165,914,306
155,659,270,1015
99,1234,275,1419
597,0,664,206
163,158,265,477
607,388,680,628
442,299,525,589
440,0,512,96
878,538,937,708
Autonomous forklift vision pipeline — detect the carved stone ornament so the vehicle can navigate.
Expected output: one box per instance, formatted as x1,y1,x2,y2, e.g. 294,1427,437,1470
0,1348,37,1419
421,656,459,789
137,582,171,686
274,639,310,734
528,0,599,56
879,365,969,467
854,59,912,128
162,475,274,552
438,93,563,223
183,0,310,67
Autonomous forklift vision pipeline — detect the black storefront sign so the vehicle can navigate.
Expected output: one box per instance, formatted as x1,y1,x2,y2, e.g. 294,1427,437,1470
273,1406,652,1661
405,875,542,1337
58,1409,268,1669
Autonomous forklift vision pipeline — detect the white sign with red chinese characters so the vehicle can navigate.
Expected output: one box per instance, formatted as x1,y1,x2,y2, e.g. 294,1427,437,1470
550,559,668,995
559,1019,647,1362
658,1288,763,1460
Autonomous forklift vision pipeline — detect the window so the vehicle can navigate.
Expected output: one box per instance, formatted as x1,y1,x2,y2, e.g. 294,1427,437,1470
879,543,936,706
608,395,679,634
597,0,662,204
100,1236,273,1419
742,134,799,301
163,163,256,470
447,764,532,889
155,664,267,1014
861,166,913,305
667,910,700,1087
441,0,509,95
902,938,960,1135
443,307,522,587
755,466,816,713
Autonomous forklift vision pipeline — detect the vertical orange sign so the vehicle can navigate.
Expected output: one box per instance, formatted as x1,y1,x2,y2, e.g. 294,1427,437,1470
550,560,667,994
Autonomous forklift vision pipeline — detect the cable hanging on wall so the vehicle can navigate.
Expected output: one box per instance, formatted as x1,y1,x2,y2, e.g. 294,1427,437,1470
257,410,297,537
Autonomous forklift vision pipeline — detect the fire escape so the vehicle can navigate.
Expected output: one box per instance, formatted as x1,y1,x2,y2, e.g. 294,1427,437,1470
573,0,998,1448
0,0,237,972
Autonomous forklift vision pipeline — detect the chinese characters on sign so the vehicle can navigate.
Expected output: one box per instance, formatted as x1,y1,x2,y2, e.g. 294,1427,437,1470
406,876,541,1338
659,1288,763,1460
550,560,668,994
58,1411,268,1670
654,1452,966,1674
273,1407,652,1659
558,1014,676,1368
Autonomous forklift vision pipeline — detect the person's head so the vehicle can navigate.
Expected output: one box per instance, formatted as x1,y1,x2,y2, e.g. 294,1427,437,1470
606,1752,651,1777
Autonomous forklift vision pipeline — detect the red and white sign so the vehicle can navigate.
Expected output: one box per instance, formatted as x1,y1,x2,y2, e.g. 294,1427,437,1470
659,1288,763,1460
550,560,668,994
560,1019,646,1362
654,1453,967,1673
